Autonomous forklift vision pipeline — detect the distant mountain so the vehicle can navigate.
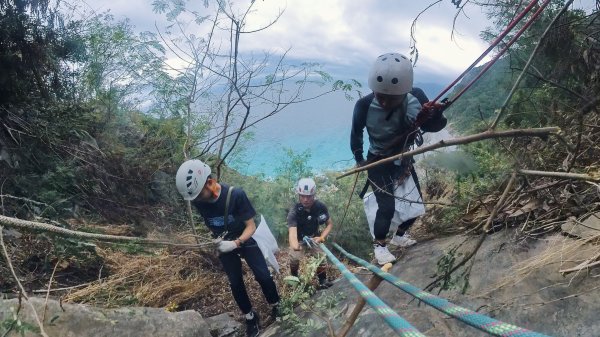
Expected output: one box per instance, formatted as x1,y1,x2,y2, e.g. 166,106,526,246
413,82,445,100
442,57,514,133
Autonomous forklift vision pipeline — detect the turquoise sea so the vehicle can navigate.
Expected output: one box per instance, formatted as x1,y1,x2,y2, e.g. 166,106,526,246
232,90,357,177
231,83,445,177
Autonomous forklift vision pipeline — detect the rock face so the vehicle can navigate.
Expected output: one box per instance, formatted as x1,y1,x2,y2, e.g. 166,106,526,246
561,212,600,239
4,229,599,337
205,312,243,337
0,298,213,337
263,230,600,336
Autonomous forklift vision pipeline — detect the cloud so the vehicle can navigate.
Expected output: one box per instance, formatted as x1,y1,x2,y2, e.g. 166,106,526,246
87,0,598,86
89,0,162,25
86,0,489,83
239,0,490,82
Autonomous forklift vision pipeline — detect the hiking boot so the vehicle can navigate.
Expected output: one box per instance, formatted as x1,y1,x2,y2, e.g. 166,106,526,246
271,303,281,318
374,244,396,265
389,233,417,247
245,311,260,337
317,280,333,290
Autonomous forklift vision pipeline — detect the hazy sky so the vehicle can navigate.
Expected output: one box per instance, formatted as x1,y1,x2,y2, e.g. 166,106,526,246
86,0,596,85
85,0,598,86
86,0,492,85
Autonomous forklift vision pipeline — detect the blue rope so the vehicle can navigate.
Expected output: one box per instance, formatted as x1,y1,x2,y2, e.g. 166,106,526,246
332,242,553,337
318,243,426,336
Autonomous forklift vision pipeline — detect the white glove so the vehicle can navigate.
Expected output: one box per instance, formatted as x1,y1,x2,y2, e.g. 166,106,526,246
218,240,238,253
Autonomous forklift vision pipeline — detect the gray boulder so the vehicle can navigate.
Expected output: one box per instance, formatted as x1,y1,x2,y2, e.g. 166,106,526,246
264,229,600,336
0,297,212,337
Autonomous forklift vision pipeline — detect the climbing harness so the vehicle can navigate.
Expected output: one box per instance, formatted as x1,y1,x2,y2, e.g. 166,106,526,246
332,243,553,337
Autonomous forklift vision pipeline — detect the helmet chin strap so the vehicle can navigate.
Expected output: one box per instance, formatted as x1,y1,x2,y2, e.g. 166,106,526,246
199,179,221,203
208,181,221,202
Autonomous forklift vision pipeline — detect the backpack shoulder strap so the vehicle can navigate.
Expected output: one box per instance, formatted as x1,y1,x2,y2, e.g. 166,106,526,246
223,186,235,233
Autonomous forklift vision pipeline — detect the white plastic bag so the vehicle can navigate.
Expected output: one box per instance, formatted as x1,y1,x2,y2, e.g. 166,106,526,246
363,175,426,238
252,214,280,273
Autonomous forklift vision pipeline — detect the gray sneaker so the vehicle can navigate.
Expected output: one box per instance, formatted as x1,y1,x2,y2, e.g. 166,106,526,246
389,234,417,247
374,244,396,265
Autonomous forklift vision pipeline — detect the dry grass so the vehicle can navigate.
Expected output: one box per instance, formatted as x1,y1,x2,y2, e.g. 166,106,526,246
62,239,344,328
2,225,343,329
482,232,600,295
64,247,221,308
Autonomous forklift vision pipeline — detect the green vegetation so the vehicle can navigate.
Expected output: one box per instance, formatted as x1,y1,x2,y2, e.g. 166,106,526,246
278,254,346,335
1,315,40,336
223,148,372,258
1,0,600,326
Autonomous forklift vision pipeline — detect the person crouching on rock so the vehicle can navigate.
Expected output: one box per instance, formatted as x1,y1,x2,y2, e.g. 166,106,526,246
287,178,333,290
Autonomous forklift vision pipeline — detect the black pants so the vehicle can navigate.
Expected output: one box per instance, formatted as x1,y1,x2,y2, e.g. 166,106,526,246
218,237,280,314
367,153,422,241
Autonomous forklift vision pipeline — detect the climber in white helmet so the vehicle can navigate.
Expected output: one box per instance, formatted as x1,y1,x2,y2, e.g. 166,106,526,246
287,178,334,289
350,53,448,265
176,159,280,337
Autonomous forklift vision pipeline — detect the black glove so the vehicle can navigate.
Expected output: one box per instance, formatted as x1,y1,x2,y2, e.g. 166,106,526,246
421,101,448,120
354,153,365,167
419,100,449,133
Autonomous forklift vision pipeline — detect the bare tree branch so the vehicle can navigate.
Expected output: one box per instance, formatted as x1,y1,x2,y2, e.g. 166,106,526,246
0,225,49,337
424,172,518,292
517,169,600,182
337,127,560,179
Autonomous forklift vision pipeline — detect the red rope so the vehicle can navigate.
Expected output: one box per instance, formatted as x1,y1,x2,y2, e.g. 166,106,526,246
447,0,552,104
382,0,552,156
433,0,541,103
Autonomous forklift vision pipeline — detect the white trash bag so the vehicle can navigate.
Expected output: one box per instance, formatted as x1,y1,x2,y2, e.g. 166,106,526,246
252,214,280,273
363,175,426,238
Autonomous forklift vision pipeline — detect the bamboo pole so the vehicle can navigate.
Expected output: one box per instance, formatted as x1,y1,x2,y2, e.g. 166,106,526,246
336,263,393,337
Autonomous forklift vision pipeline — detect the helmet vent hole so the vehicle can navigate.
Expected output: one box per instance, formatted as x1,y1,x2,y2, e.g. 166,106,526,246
377,76,383,82
381,57,387,61
400,55,407,59
186,182,192,188
395,58,400,62
391,78,398,84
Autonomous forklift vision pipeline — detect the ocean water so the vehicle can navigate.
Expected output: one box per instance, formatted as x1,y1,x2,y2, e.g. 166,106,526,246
231,83,452,177
232,90,357,177
237,126,354,177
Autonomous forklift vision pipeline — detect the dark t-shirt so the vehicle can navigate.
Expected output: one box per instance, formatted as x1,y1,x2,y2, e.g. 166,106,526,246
287,200,330,241
191,184,256,240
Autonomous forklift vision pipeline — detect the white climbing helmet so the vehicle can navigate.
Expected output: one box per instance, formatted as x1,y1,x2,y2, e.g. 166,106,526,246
296,178,316,196
176,159,211,200
367,53,413,95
